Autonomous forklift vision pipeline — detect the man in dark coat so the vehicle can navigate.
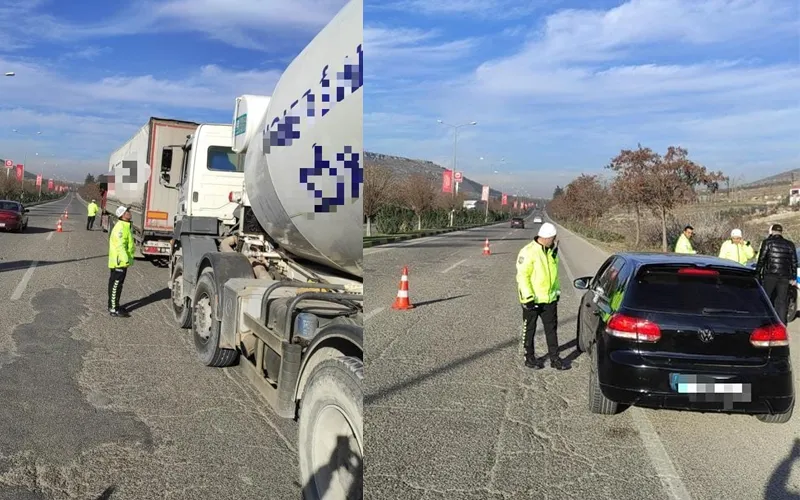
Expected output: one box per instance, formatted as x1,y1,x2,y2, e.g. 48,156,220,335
755,224,797,324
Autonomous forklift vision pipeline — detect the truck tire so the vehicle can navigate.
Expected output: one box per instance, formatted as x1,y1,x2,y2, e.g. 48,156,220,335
171,259,192,329
192,267,238,367
299,356,363,500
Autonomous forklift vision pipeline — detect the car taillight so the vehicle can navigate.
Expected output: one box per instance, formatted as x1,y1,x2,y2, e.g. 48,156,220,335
678,268,719,276
606,313,661,342
750,324,789,348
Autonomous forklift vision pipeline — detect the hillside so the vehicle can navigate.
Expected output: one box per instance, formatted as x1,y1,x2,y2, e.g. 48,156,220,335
742,168,800,188
365,151,503,199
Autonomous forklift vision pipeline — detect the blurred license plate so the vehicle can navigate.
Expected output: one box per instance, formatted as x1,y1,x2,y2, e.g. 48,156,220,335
669,373,743,394
0,223,5,227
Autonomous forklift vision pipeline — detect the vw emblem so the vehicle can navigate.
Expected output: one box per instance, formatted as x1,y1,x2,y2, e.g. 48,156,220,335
698,328,714,343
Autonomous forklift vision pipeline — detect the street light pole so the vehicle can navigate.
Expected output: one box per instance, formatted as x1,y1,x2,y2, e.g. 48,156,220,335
437,119,477,196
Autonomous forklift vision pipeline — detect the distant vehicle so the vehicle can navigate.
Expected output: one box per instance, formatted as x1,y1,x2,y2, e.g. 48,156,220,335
532,215,543,224
573,252,794,424
0,200,28,232
510,217,525,229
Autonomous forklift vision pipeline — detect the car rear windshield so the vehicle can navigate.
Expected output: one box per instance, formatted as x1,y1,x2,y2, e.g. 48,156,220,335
512,218,523,221
0,201,19,211
626,265,773,315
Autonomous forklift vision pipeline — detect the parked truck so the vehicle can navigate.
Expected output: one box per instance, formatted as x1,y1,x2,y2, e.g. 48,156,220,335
158,1,363,498
102,117,201,266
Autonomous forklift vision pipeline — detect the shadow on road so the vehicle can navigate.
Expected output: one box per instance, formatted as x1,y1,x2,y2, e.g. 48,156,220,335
366,313,578,404
0,255,106,273
18,226,53,234
96,485,116,499
765,438,800,500
122,287,170,312
302,434,362,500
412,294,469,308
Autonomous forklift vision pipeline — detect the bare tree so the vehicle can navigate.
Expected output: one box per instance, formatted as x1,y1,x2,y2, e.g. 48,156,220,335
401,173,438,231
642,146,721,251
363,163,395,236
607,145,659,247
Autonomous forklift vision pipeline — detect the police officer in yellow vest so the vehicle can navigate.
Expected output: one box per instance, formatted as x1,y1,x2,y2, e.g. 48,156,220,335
515,222,569,371
108,206,135,317
674,225,697,254
86,199,99,230
718,228,754,265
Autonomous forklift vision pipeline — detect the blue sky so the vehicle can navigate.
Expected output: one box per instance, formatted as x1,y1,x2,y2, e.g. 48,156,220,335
364,0,800,198
0,0,348,181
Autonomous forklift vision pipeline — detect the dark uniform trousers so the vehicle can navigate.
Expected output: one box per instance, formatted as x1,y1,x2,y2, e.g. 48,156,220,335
522,301,559,360
108,268,128,310
87,215,96,230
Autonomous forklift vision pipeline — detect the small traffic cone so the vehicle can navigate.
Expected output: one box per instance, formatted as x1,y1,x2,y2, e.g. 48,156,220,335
56,219,63,232
482,238,491,256
64,209,68,219
391,266,414,310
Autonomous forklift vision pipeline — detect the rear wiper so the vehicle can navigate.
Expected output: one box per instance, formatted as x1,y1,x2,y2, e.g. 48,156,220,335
701,307,749,314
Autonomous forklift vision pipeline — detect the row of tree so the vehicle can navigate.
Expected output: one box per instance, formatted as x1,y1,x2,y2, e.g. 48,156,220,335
364,163,523,236
549,145,727,251
0,176,64,204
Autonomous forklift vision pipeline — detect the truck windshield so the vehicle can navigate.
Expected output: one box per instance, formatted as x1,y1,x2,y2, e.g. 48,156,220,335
207,146,242,172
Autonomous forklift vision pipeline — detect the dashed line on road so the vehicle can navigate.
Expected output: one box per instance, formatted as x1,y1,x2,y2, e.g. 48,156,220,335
46,232,54,241
441,259,467,274
365,307,385,322
10,261,38,301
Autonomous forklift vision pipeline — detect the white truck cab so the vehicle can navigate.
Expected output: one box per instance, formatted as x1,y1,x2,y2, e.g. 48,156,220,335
167,123,244,228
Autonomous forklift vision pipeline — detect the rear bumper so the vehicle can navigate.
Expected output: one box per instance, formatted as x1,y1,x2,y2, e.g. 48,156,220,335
0,220,21,230
599,348,795,414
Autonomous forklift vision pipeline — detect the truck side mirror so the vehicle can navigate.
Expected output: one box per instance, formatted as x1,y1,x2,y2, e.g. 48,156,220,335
160,147,173,182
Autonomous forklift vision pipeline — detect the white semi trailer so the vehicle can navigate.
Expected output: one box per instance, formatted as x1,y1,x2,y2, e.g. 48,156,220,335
157,1,363,498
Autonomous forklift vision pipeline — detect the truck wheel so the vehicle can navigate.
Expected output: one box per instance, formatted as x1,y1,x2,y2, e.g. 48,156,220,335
192,268,238,367
171,259,192,329
299,356,363,500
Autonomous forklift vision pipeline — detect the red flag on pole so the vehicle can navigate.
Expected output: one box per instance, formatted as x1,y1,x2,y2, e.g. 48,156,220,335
15,164,23,181
36,174,42,187
481,185,489,202
47,179,54,190
501,193,508,206
442,169,453,193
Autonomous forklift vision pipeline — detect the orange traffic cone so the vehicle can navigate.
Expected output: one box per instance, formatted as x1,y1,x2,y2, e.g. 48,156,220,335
56,219,63,232
482,238,491,256
391,266,414,310
64,209,68,219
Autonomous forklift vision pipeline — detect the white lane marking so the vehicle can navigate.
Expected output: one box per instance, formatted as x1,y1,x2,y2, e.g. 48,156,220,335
441,259,467,274
556,224,691,500
46,232,54,241
631,409,693,500
10,261,38,301
365,307,385,322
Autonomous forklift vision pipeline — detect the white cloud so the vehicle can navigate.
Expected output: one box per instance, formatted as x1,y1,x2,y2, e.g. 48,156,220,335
373,0,550,19
365,0,800,195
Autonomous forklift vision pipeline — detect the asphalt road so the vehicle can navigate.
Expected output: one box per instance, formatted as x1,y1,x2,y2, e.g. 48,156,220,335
364,214,800,500
0,194,300,500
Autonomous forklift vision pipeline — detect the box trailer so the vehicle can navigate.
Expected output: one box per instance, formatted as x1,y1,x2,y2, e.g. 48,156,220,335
103,117,199,265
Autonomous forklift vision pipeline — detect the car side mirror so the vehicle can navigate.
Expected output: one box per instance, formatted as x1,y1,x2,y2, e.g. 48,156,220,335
573,277,592,290
23,208,29,213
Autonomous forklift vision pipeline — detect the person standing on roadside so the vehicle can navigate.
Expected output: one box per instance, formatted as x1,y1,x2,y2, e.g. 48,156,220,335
108,206,135,318
718,228,755,265
515,222,569,371
86,199,99,230
674,225,697,254
755,223,797,324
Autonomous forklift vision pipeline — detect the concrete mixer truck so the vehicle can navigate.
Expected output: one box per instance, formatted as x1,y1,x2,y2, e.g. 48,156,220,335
156,1,363,498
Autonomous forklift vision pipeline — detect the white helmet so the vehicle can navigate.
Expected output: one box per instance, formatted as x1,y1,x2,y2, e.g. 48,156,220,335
538,222,557,238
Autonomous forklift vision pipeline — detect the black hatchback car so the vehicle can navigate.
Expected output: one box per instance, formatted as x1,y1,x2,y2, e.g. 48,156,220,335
510,217,525,229
573,252,794,424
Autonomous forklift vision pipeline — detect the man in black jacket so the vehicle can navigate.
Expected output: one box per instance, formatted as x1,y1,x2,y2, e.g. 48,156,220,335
755,224,797,324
